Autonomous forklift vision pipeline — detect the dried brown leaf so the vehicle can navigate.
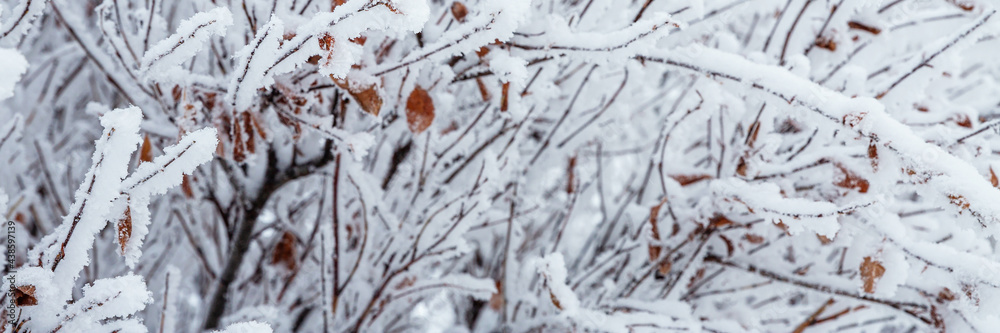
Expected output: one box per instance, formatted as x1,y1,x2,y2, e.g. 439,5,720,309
181,174,195,198
139,134,153,163
847,21,881,35
549,290,562,310
271,231,298,271
489,280,503,311
991,167,999,188
834,163,869,193
451,1,468,22
405,86,435,134
14,285,36,306
814,36,837,51
709,214,733,228
334,78,383,116
670,174,713,186
868,142,878,171
117,205,132,254
719,234,734,257
500,81,510,112
745,233,765,244
860,256,885,294
475,77,491,101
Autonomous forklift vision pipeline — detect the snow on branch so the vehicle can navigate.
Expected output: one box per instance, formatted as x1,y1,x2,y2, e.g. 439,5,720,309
508,12,681,63
31,107,143,298
140,7,233,82
638,45,1000,235
372,0,530,76
115,127,218,267
711,178,872,238
228,0,430,109
13,106,217,332
0,0,47,43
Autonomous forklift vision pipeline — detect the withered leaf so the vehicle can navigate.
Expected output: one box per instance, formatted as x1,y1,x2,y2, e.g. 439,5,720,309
946,0,975,11
271,231,298,270
860,256,885,294
736,156,748,177
181,174,195,198
937,288,957,302
14,285,37,306
745,233,765,244
817,234,833,245
709,214,733,228
117,205,133,254
648,199,665,268
955,114,973,128
489,280,503,311
814,36,837,51
948,194,971,211
405,86,435,134
475,77,491,101
719,234,734,257
868,142,878,171
847,21,882,35
991,167,999,188
334,78,383,116
549,290,563,310
670,174,713,186
140,134,153,163
500,81,510,112
451,1,468,22
834,163,869,193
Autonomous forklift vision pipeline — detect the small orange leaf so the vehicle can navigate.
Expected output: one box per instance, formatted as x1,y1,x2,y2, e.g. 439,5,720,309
451,1,468,22
847,21,881,35
709,214,733,228
670,174,713,186
181,174,195,198
991,167,999,188
948,194,971,211
745,233,765,244
117,204,132,254
955,114,973,128
271,231,298,271
648,198,670,273
500,82,510,112
860,256,885,294
489,280,503,311
334,78,383,116
937,288,957,302
405,86,435,134
868,142,878,171
549,291,563,310
475,77,491,101
140,135,153,163
719,234,734,257
171,85,182,102
834,163,869,193
475,46,490,59
13,285,37,306
736,156,748,177
817,234,833,245
946,0,974,11
814,36,837,51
